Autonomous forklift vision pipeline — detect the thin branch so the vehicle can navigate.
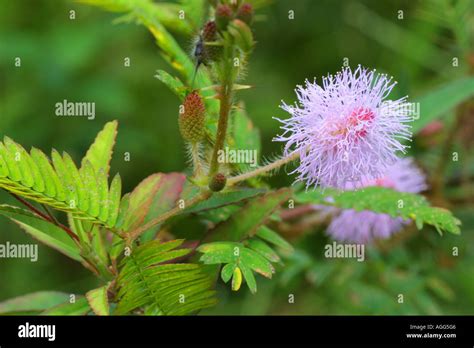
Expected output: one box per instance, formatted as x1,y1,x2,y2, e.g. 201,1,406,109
227,150,300,186
9,192,51,221
190,143,203,177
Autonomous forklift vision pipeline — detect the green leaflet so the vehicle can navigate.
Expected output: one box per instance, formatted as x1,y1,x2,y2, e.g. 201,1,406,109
66,120,122,267
121,174,162,232
30,147,63,199
63,152,88,212
116,239,217,315
239,264,257,294
41,296,91,315
183,187,266,214
2,137,26,183
120,173,185,237
193,189,291,295
154,70,188,101
0,136,121,228
113,193,130,232
139,173,186,241
247,238,281,263
107,174,122,227
64,121,122,275
51,148,79,207
4,137,35,189
205,189,292,242
296,186,461,235
413,77,474,133
240,247,274,278
80,160,101,218
0,291,71,315
256,226,294,252
90,225,111,275
231,267,243,291
221,263,236,283
198,240,280,294
109,194,130,261
86,284,110,316
81,120,118,177
0,204,81,261
97,169,109,222
70,119,119,227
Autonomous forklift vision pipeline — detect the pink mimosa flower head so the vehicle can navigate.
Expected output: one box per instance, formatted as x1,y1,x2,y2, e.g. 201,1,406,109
274,65,412,189
326,157,427,244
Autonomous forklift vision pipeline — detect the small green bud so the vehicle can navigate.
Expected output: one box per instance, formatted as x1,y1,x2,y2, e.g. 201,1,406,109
216,4,233,31
179,91,206,144
237,3,254,25
209,173,227,192
228,19,254,52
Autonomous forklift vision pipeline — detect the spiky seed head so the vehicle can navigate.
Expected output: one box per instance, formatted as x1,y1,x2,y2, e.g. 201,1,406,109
216,4,233,31
209,173,227,192
179,91,206,144
237,3,254,25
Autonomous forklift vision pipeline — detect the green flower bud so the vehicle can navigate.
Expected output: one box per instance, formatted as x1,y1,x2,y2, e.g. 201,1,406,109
237,3,254,25
216,4,233,31
228,19,254,52
179,91,206,144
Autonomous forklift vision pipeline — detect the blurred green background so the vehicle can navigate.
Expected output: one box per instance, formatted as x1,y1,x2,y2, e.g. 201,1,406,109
0,0,473,314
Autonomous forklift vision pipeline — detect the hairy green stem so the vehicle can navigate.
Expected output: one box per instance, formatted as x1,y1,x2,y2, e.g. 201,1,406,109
209,85,232,176
191,143,203,177
227,150,300,186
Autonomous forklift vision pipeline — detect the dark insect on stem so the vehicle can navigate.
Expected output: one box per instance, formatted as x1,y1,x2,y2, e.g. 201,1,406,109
192,35,206,88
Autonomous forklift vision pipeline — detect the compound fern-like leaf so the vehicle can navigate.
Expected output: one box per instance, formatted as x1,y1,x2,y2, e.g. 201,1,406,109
0,136,121,228
296,186,461,235
116,239,217,315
